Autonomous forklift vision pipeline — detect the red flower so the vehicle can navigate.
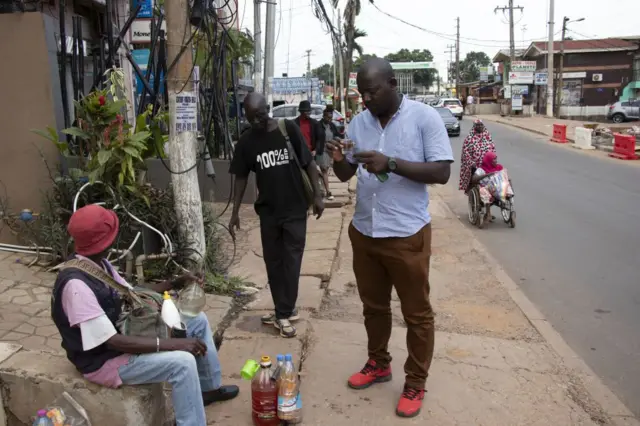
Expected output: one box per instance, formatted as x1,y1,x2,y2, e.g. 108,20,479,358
98,96,106,106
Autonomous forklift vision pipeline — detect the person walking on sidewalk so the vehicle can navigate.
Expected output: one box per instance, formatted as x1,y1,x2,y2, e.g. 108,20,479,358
326,58,453,419
228,93,324,339
294,100,323,157
317,105,344,200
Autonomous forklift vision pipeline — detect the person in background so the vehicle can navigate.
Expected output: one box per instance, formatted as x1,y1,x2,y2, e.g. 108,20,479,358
459,119,495,193
51,205,239,426
294,100,323,158
466,93,475,115
326,58,453,419
317,105,344,201
229,93,324,339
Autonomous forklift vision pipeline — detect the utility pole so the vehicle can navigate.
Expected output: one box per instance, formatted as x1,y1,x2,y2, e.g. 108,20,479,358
445,44,455,90
165,0,205,267
332,7,337,94
253,0,262,92
556,16,568,117
546,0,555,117
494,2,524,63
337,9,346,114
264,0,276,104
306,49,312,101
455,18,460,98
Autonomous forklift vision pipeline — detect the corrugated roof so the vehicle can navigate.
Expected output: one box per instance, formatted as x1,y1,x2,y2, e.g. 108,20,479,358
527,38,639,55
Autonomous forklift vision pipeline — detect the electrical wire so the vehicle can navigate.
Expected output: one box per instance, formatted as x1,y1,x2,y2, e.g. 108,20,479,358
370,3,552,48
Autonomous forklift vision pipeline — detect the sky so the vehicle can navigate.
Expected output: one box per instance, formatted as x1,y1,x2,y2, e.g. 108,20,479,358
235,0,640,81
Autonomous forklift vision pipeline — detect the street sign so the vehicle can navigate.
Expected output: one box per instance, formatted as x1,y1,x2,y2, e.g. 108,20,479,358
509,71,534,85
130,19,166,43
132,0,153,18
511,85,529,95
271,77,320,94
511,61,537,72
511,94,523,111
348,72,357,88
390,62,437,70
535,72,548,85
479,67,489,82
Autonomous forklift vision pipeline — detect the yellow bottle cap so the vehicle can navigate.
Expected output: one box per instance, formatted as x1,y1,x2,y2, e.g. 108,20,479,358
163,291,171,300
261,356,271,363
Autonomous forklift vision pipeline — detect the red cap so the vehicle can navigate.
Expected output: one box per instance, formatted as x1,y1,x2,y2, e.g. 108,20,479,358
68,205,119,256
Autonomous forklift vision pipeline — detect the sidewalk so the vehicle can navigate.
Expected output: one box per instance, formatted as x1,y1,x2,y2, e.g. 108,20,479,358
207,182,638,426
475,114,633,143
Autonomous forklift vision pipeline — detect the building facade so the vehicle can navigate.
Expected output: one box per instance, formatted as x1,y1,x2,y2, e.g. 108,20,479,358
522,38,640,117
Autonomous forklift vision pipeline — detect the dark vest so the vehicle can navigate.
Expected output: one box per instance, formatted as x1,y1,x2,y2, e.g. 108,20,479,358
51,265,123,374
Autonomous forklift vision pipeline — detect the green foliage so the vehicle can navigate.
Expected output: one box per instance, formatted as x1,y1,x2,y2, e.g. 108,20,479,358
449,51,493,83
384,49,436,88
33,70,168,193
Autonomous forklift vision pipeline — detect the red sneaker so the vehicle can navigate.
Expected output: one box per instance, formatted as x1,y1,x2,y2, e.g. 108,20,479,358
347,359,392,389
396,385,425,418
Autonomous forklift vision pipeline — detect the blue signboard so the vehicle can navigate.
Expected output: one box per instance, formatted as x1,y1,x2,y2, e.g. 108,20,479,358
131,49,164,98
132,0,153,18
271,77,320,94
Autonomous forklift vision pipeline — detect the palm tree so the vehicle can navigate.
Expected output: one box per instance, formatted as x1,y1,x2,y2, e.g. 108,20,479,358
330,0,374,79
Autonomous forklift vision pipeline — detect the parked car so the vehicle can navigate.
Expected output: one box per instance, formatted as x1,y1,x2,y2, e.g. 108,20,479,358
271,103,345,135
607,100,640,123
424,95,439,106
434,107,461,136
434,98,464,119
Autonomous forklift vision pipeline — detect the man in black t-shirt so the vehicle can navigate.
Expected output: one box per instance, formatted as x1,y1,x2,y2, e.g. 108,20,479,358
228,93,324,338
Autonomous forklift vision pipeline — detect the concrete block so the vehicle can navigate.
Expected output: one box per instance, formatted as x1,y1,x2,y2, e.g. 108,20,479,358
574,127,595,150
0,350,167,426
248,277,323,312
301,249,335,280
0,343,22,426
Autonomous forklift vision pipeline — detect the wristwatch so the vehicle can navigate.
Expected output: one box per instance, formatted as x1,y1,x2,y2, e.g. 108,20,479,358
388,157,398,173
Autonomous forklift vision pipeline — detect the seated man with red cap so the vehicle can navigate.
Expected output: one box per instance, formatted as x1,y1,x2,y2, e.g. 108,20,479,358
51,205,238,426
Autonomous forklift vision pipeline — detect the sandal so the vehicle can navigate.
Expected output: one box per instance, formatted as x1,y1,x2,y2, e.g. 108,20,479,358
274,319,297,338
261,309,300,325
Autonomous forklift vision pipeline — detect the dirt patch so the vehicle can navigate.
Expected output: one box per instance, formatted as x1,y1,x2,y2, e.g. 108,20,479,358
566,374,611,425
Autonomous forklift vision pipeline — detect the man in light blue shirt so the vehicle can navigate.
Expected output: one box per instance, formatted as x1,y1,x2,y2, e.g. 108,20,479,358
326,58,453,419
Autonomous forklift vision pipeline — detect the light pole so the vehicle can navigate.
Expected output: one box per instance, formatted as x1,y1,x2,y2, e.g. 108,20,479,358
556,17,584,116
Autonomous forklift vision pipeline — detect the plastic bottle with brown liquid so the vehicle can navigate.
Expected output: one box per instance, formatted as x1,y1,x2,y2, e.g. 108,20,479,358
251,356,279,426
277,354,303,423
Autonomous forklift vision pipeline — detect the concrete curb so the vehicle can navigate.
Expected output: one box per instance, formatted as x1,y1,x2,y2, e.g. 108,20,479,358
473,115,576,142
433,192,639,425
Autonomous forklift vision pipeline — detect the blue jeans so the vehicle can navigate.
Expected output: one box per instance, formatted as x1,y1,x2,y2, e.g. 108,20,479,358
118,312,222,426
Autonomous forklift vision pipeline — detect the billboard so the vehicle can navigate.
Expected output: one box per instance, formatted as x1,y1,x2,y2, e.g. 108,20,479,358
508,72,534,85
511,61,537,72
271,77,320,94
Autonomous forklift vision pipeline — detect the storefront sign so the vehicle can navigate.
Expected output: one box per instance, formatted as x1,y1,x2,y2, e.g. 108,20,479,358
555,71,587,79
511,85,529,95
511,61,537,72
479,67,491,82
511,94,523,111
509,71,534,85
132,0,154,18
130,19,166,44
390,62,436,70
348,72,357,88
535,72,548,85
271,77,320,94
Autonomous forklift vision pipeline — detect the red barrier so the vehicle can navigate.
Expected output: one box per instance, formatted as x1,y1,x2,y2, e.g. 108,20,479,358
550,124,568,143
609,133,639,160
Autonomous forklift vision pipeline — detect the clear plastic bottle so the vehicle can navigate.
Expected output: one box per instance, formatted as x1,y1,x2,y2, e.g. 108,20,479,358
277,354,303,423
251,356,279,426
32,410,52,426
271,354,284,383
177,282,206,318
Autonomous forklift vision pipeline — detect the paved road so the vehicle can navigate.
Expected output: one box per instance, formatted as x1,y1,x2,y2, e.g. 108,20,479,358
440,118,640,417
